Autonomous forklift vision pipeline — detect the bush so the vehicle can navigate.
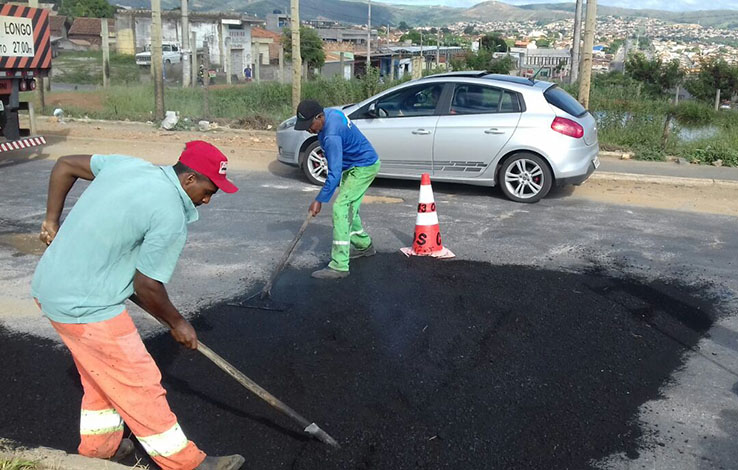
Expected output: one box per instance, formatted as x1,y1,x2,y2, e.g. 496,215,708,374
688,145,738,166
671,101,716,126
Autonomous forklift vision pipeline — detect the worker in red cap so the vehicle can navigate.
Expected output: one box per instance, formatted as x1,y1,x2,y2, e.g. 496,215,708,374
31,141,244,470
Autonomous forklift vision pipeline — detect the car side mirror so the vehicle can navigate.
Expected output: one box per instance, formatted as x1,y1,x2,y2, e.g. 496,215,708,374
367,102,378,118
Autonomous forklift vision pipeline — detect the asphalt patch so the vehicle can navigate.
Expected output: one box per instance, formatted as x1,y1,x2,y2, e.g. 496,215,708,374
0,254,725,469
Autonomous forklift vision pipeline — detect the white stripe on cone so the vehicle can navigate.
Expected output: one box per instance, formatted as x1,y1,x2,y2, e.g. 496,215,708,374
415,211,439,226
418,185,434,203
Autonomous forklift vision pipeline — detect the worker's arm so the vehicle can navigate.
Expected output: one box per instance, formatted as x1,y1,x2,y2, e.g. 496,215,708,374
131,270,198,350
40,155,94,245
310,135,344,216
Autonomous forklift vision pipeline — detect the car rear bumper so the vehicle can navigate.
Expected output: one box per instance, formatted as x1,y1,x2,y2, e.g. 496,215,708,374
556,155,598,186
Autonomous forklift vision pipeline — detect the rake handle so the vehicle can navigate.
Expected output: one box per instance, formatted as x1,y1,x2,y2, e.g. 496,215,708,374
260,213,312,299
196,340,311,429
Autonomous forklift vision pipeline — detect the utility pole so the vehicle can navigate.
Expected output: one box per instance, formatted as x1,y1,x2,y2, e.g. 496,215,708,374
366,0,371,70
436,29,440,68
420,31,423,73
151,0,165,120
101,19,110,88
291,0,301,110
577,0,596,109
191,32,198,88
181,0,190,87
279,45,284,83
29,0,45,110
570,0,582,84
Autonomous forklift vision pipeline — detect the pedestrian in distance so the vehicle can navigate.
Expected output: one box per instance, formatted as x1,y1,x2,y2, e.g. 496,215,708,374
244,65,252,82
197,64,205,86
32,141,245,470
295,99,381,279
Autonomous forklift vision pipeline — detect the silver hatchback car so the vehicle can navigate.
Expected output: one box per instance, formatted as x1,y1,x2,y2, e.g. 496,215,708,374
276,72,599,203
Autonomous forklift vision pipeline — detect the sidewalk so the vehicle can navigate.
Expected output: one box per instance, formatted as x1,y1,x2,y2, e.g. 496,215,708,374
595,151,738,186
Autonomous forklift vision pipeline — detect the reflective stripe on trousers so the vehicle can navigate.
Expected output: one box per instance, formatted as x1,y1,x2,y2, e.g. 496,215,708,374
50,310,206,470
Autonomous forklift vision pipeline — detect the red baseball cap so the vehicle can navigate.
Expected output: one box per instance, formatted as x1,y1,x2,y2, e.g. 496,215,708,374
178,140,238,194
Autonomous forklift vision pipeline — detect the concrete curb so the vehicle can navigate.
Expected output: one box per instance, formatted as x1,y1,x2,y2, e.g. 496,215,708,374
0,446,134,470
591,171,738,189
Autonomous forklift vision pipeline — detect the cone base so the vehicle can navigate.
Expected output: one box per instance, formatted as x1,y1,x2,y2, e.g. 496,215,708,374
400,247,456,259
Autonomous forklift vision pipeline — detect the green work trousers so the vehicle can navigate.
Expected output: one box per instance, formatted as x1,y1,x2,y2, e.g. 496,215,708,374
328,160,381,272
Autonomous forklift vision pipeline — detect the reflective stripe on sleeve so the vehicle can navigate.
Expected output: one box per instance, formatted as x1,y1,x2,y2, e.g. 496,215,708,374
332,240,350,246
137,422,189,457
80,408,124,436
350,230,365,236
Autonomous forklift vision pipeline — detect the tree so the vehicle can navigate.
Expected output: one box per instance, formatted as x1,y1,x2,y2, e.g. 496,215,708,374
282,27,326,71
441,27,450,34
684,57,738,102
625,53,685,97
463,25,476,35
398,21,410,31
480,33,507,53
429,27,438,34
488,55,515,74
59,0,115,18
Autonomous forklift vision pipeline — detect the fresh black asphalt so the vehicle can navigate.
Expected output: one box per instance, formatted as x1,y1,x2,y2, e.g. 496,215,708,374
0,254,726,469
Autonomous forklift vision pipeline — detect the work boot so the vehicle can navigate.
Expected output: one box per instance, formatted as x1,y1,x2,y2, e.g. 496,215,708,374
109,438,134,463
350,243,376,260
311,266,349,279
195,454,246,470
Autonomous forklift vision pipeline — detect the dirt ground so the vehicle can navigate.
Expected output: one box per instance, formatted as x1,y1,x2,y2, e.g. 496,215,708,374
11,117,737,218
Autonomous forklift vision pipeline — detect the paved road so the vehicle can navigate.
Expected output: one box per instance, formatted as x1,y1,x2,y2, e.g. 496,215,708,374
1,158,737,469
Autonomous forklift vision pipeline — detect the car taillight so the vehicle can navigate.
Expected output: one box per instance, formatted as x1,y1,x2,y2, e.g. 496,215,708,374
28,79,36,90
551,117,584,138
19,80,27,91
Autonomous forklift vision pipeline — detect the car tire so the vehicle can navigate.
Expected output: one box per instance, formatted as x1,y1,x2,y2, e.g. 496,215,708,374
301,140,327,186
165,59,171,65
498,153,553,203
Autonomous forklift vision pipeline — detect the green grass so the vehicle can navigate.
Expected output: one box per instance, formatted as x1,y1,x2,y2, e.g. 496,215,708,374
43,74,406,128
53,51,140,86
0,458,38,470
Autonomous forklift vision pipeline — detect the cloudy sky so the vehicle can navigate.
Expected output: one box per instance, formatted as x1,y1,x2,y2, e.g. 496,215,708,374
373,0,737,12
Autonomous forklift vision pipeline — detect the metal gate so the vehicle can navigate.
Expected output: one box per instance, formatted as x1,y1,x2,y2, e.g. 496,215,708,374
230,49,244,79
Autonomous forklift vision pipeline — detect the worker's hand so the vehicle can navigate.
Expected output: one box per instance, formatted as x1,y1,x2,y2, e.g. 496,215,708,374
309,201,322,217
170,319,198,350
39,219,60,246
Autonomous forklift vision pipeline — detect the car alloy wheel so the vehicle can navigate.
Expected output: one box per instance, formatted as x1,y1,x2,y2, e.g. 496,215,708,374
500,153,552,203
303,142,328,185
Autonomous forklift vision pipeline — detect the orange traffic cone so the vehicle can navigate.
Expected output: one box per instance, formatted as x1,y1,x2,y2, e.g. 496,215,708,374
400,173,455,259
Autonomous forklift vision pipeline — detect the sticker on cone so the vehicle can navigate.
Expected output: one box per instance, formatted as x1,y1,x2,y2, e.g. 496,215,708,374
400,173,455,259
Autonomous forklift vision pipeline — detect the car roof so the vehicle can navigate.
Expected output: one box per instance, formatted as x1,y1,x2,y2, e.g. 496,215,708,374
419,72,554,93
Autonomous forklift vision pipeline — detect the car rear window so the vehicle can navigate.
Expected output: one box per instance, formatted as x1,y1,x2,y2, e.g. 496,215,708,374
544,86,587,117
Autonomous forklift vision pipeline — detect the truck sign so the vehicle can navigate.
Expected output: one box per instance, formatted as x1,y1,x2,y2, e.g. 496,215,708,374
0,16,35,58
0,5,51,72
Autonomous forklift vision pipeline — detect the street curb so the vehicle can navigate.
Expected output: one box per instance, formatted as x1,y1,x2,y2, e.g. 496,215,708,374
591,171,738,189
0,446,134,470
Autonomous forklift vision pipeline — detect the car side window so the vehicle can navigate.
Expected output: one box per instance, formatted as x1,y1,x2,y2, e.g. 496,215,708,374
172,45,179,52
163,45,171,52
374,84,444,118
450,85,519,115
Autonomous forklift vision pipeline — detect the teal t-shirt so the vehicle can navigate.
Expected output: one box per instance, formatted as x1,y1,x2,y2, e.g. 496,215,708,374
31,155,199,324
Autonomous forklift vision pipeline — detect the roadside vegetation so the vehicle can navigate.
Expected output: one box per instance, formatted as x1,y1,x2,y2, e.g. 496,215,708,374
565,54,738,166
52,51,140,86
37,49,738,167
0,458,38,470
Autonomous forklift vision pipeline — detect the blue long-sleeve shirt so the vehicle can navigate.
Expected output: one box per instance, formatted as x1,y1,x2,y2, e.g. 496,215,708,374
315,109,379,203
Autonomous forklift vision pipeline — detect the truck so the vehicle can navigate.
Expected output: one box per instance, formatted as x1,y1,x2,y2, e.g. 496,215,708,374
0,4,51,152
135,43,182,66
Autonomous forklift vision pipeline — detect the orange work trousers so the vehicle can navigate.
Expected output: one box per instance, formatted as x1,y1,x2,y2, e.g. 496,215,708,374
49,310,206,470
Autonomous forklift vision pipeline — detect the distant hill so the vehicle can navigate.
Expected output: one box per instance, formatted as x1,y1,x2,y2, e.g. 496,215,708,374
110,0,738,29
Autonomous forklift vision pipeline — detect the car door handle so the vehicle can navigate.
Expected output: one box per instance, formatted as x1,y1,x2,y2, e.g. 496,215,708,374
412,129,432,135
485,128,505,134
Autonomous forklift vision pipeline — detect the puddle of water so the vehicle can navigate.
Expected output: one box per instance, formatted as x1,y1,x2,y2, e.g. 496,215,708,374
0,233,46,256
